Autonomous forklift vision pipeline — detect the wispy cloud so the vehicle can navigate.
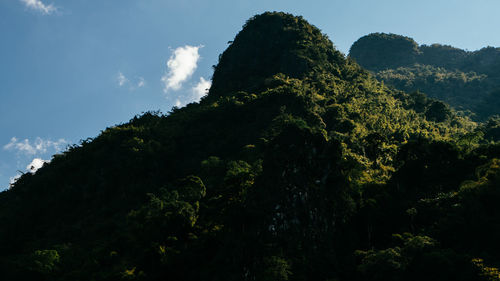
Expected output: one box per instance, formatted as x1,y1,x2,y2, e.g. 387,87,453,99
3,137,67,155
137,77,145,88
117,72,128,87
192,77,211,101
20,0,57,15
117,72,145,90
162,45,202,92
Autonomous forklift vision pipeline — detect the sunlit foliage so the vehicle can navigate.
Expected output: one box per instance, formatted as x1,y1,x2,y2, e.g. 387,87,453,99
0,12,498,281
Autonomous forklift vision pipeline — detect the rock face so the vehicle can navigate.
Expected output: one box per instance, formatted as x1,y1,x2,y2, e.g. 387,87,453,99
207,12,345,99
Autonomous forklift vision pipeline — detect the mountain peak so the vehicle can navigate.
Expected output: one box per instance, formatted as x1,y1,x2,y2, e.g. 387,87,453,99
349,33,421,70
207,12,345,99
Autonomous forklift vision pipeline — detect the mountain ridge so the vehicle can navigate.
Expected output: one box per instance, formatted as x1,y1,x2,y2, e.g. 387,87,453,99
0,12,499,281
207,12,346,100
349,32,500,120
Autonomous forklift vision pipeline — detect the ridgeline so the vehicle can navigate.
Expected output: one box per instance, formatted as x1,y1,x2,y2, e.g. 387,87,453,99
350,33,500,121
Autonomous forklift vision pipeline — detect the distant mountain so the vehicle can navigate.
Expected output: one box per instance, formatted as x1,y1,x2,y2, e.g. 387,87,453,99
350,33,500,120
1,12,500,281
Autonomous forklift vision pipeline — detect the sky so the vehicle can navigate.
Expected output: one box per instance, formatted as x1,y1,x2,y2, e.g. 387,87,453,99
1,0,499,190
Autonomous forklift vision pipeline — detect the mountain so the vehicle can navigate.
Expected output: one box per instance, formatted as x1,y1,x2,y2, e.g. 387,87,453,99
1,12,500,281
349,33,500,120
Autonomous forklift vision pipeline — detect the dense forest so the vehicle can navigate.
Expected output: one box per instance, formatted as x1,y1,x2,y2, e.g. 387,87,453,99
349,32,500,120
1,12,500,281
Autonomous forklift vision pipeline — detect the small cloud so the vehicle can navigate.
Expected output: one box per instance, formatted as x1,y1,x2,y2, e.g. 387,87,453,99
162,45,202,92
8,158,50,188
117,72,128,87
4,137,34,154
20,0,57,15
192,77,211,101
117,72,145,91
174,77,211,107
26,158,50,174
4,137,67,155
137,77,145,88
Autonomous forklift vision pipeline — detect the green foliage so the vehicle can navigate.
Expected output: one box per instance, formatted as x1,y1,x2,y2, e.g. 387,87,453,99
349,33,420,70
482,116,500,141
208,12,345,99
0,11,499,281
425,101,452,122
356,234,477,281
350,34,500,120
259,256,293,281
30,249,60,274
472,258,500,281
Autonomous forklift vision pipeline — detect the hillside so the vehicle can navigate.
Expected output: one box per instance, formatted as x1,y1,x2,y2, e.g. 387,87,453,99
1,12,500,281
349,33,500,120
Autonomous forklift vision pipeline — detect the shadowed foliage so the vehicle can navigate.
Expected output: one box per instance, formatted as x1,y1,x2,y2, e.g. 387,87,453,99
0,12,499,281
349,33,500,121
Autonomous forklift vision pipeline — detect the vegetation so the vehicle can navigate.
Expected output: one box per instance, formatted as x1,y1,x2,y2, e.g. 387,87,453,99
349,33,500,120
0,12,499,281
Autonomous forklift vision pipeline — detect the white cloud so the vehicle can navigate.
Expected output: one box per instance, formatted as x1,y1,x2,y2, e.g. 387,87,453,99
137,77,145,88
3,137,67,155
192,77,211,101
8,158,50,188
117,72,128,87
20,0,57,15
28,158,46,171
117,72,145,90
162,45,202,92
170,77,211,108
26,158,50,174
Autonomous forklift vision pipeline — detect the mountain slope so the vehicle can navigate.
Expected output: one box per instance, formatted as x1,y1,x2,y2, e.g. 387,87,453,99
0,12,499,281
349,33,500,120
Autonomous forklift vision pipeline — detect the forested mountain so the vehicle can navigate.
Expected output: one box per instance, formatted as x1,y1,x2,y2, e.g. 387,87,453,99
1,12,500,281
349,33,500,120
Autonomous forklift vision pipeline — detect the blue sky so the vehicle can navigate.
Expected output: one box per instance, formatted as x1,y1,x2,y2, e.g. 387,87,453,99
1,0,499,190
